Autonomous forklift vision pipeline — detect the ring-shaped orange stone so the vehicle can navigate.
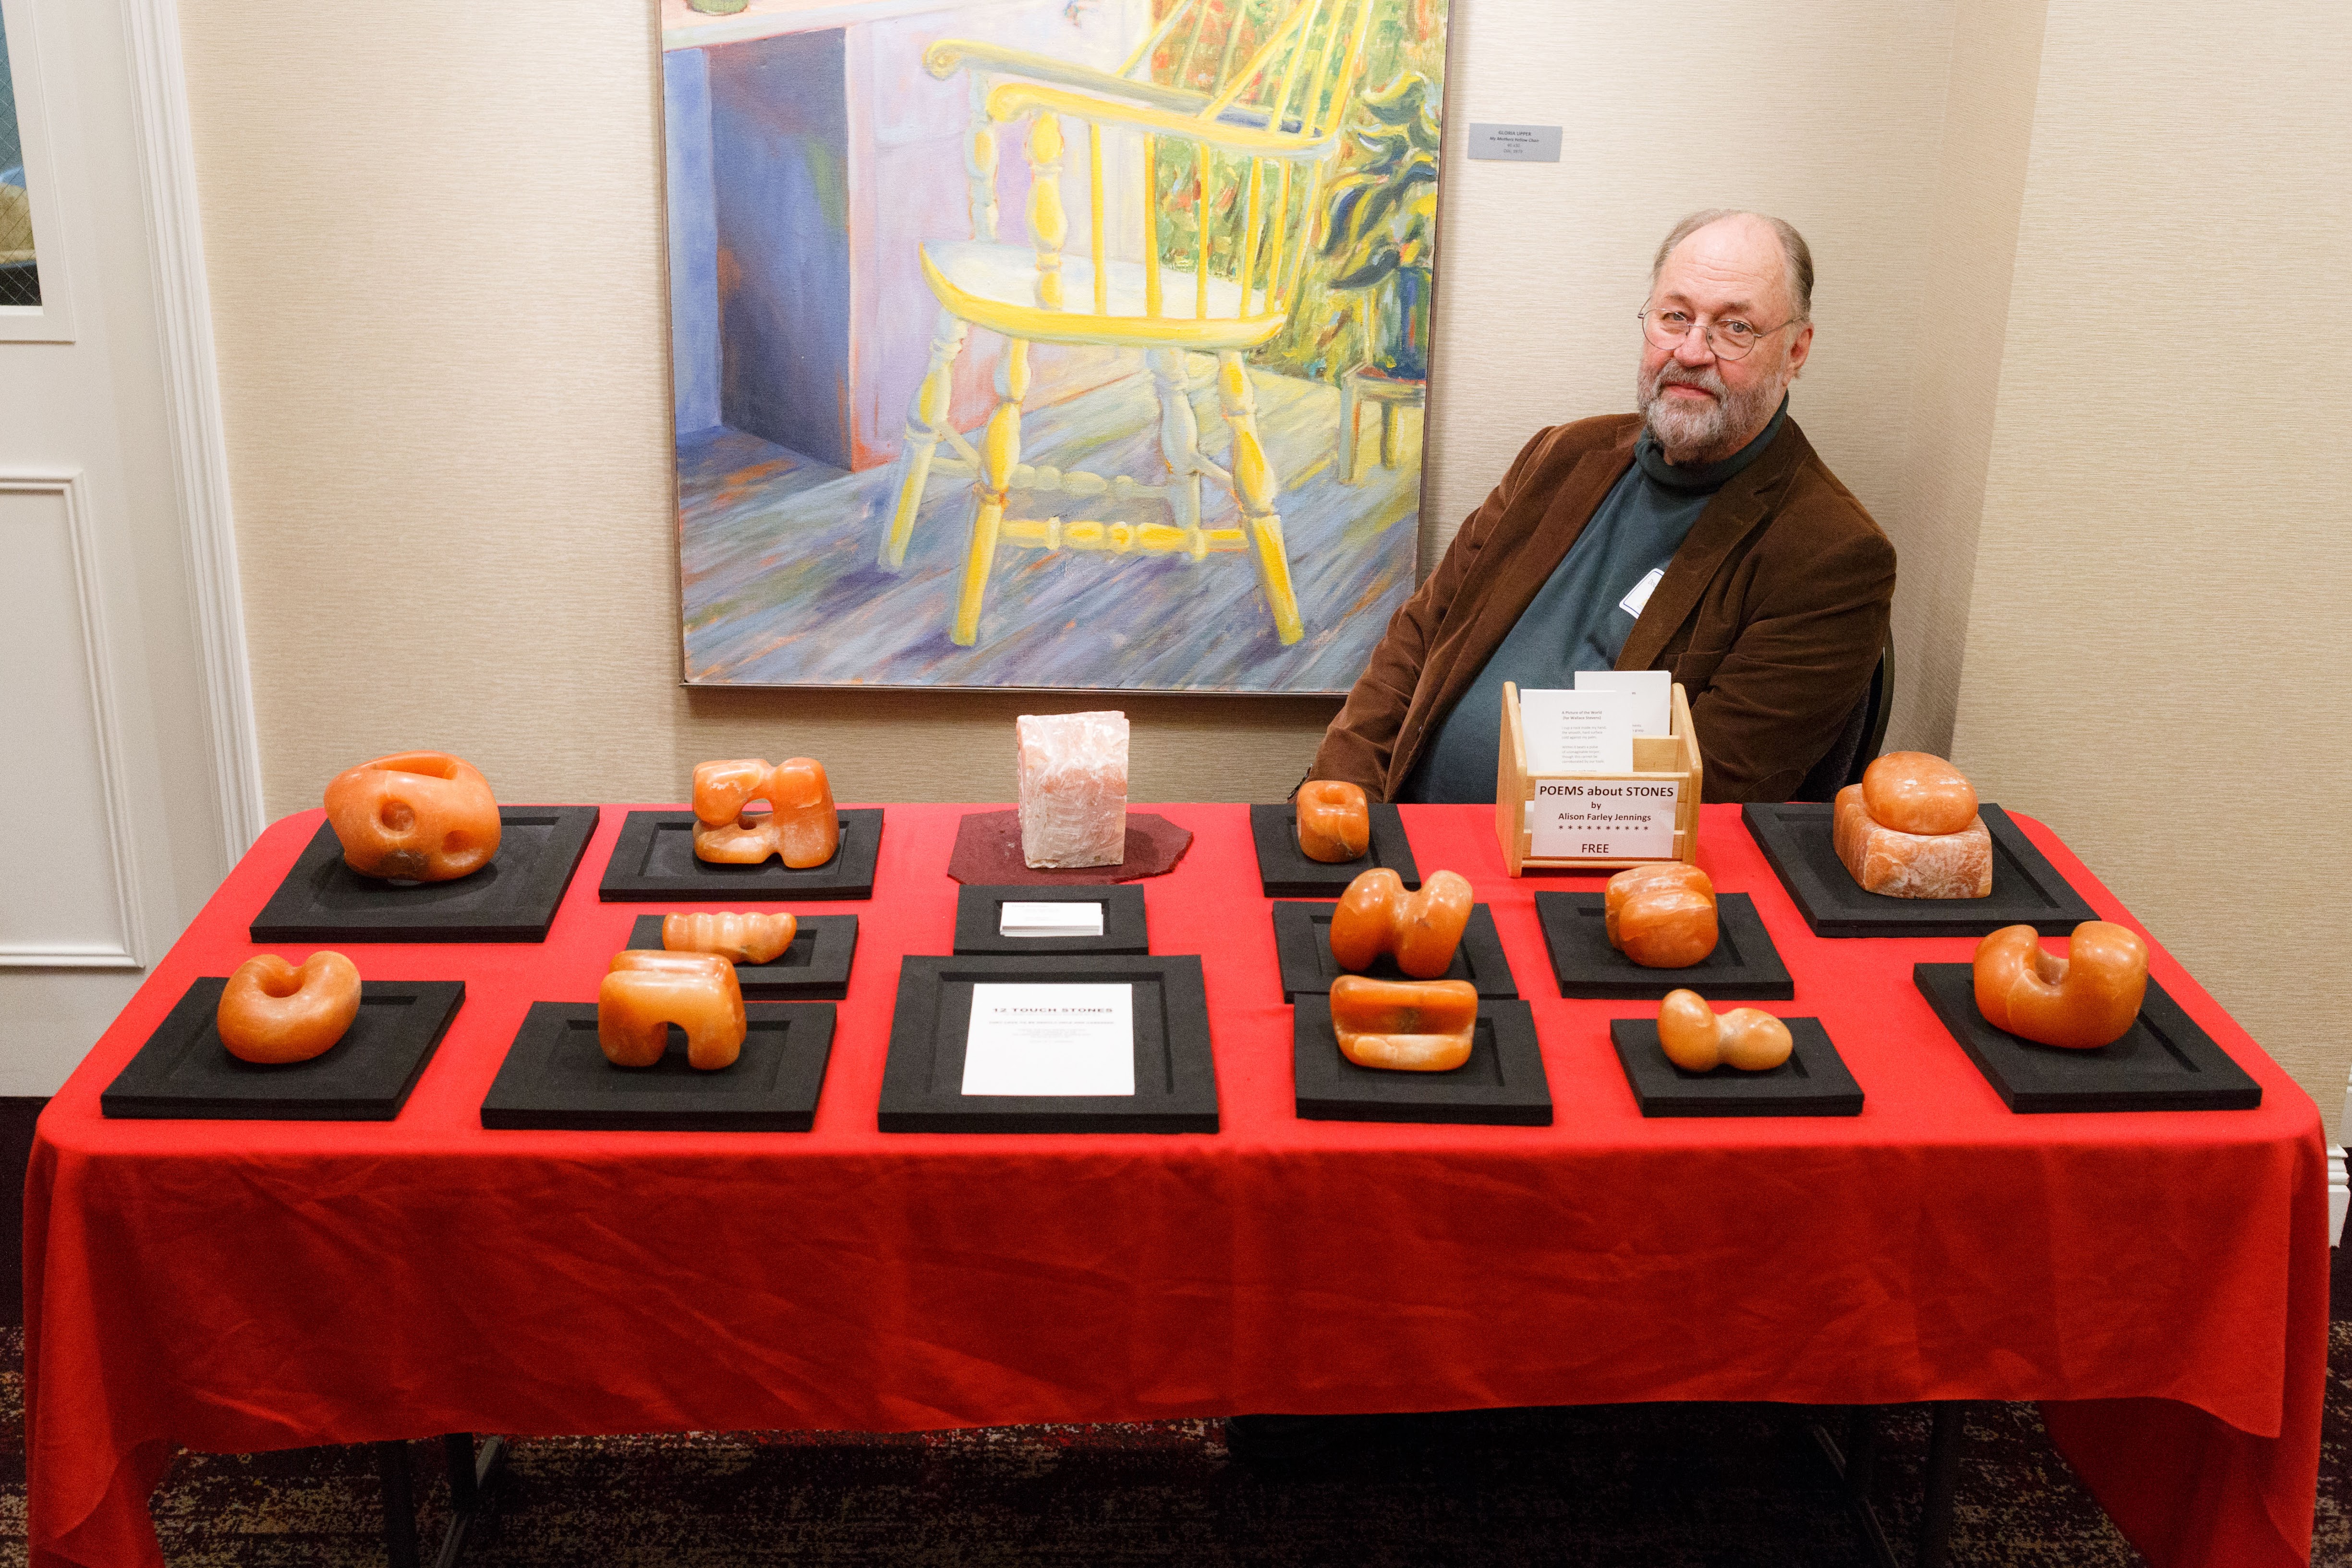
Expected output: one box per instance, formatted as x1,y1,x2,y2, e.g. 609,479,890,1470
217,951,363,1064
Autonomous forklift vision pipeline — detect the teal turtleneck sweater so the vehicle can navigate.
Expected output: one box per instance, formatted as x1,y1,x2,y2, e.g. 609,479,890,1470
1400,399,1790,803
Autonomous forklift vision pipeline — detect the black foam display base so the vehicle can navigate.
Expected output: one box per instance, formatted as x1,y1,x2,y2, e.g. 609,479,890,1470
878,955,1217,1134
479,1001,835,1130
624,914,857,999
1249,802,1420,898
953,885,1149,955
598,809,882,901
1535,891,1793,1000
1291,996,1551,1126
1741,803,2098,938
1608,1016,1861,1117
102,978,464,1120
1913,964,2261,1113
250,807,598,943
1271,901,1516,1001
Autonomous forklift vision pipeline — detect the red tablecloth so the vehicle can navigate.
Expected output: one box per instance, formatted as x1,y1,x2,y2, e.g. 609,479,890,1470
25,804,2329,1568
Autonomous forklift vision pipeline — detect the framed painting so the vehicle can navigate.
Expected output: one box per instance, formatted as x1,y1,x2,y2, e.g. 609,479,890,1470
660,0,1450,692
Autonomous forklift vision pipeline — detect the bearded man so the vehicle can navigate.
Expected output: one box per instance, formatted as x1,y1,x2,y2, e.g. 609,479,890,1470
1311,209,1897,803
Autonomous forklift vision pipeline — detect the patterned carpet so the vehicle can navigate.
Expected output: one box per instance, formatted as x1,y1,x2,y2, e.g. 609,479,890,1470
5,1124,2345,1566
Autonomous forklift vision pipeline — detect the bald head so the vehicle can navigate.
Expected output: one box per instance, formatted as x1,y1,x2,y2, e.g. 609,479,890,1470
1651,209,1813,324
1635,210,1817,463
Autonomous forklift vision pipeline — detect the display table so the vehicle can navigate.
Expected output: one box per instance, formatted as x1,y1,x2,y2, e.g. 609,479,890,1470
25,803,2329,1568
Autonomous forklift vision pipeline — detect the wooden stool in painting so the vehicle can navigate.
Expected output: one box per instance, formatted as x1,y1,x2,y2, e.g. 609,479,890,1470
1339,366,1426,485
875,0,1378,649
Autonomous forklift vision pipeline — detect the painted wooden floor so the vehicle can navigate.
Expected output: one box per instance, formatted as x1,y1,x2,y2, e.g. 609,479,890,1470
678,361,1420,693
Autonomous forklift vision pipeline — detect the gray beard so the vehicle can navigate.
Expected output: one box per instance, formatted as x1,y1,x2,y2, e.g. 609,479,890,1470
1637,358,1784,464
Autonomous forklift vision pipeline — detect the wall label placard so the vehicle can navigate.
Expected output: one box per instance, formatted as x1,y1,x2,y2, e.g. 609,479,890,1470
1467,123,1563,162
1528,780,1678,860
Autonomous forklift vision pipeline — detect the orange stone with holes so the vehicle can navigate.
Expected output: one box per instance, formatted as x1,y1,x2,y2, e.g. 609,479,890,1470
1295,780,1371,863
216,951,363,1065
323,752,501,881
691,758,839,868
662,911,798,966
1655,988,1794,1073
1605,862,1719,968
1328,867,1474,979
1328,975,1479,1071
598,950,747,1070
1973,921,2148,1049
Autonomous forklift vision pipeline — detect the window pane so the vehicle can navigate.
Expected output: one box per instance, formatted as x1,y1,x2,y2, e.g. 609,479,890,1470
0,10,41,309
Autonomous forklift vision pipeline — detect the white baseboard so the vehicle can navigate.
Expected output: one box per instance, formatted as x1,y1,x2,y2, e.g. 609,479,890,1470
2332,1145,2347,1249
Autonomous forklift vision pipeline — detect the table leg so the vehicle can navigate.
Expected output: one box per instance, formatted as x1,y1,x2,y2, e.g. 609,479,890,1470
1808,1408,1899,1568
1916,1402,1965,1568
374,1440,420,1568
432,1433,508,1568
375,1433,507,1568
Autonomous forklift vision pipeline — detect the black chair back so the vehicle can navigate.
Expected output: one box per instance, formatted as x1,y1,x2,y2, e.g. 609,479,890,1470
1792,640,1894,802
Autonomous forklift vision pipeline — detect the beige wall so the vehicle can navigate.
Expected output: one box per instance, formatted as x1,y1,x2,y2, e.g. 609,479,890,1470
1949,0,2352,1136
178,0,2352,1132
1884,0,2048,756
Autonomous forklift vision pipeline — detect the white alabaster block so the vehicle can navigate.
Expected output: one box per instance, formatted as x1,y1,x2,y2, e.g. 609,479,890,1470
1016,711,1129,869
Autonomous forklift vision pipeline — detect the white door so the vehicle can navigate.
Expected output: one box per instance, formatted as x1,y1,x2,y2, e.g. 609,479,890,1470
0,0,258,1095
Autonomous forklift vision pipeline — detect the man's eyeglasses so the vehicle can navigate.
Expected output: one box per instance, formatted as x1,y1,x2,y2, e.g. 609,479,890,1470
1637,306,1800,361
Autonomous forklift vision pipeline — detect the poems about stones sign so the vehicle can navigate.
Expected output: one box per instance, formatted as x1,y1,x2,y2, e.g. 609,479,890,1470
1527,779,1679,860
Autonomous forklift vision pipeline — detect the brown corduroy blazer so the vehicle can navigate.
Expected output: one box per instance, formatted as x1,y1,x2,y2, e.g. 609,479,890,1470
1311,413,1897,804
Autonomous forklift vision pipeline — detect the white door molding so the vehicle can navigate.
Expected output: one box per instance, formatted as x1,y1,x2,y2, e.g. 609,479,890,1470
0,470,147,969
120,0,265,860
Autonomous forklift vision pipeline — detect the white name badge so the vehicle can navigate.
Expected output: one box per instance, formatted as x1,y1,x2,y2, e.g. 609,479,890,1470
1618,567,1665,620
1527,779,1679,860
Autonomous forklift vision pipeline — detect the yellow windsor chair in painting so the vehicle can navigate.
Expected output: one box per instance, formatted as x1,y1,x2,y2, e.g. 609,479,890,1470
878,0,1377,648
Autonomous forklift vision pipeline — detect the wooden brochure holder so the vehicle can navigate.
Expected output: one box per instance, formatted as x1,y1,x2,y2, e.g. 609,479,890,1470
1495,681,1703,875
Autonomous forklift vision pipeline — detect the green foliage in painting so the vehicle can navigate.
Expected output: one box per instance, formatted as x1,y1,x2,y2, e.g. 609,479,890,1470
1143,0,1448,385
1317,69,1438,376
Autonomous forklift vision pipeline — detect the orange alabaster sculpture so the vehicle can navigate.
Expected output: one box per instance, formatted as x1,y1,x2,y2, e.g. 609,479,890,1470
1973,921,2148,1049
1329,975,1479,1072
598,950,747,1070
1328,867,1474,979
216,951,363,1065
1656,989,1794,1073
691,757,838,868
323,751,501,881
1864,751,1979,835
1605,863,1719,968
661,911,798,966
1833,752,1992,899
1295,780,1371,863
